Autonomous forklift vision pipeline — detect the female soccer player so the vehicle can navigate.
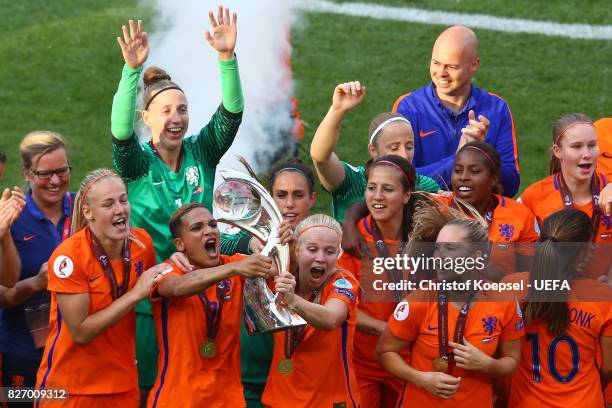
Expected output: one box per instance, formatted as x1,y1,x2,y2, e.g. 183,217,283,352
241,158,317,408
111,6,245,397
520,113,612,242
376,218,524,408
337,155,419,407
449,141,538,277
520,113,612,284
0,131,72,395
35,169,169,407
262,214,361,407
509,208,612,407
310,81,439,223
147,203,274,408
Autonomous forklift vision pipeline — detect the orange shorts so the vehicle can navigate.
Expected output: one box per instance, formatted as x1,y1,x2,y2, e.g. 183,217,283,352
36,388,139,408
356,372,404,408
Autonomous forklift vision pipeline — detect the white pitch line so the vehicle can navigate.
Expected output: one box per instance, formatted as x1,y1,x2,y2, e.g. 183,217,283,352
292,0,612,40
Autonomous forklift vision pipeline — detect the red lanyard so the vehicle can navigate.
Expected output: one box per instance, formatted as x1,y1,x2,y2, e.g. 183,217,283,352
198,281,228,343
88,228,131,300
556,173,601,241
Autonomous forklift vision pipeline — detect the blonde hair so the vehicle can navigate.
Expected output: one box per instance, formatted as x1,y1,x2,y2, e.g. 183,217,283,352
19,130,67,171
294,214,342,247
71,168,124,234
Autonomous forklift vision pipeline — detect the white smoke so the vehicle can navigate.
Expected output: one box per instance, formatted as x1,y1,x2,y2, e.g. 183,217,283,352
141,0,297,173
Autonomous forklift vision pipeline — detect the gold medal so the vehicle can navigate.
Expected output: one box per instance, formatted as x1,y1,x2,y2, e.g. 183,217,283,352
432,357,448,372
200,340,217,358
278,359,294,375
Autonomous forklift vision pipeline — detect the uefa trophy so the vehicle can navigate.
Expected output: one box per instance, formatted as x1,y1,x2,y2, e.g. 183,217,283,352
213,165,307,335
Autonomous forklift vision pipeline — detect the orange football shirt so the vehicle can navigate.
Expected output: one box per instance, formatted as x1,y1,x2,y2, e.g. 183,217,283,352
509,278,612,407
36,227,155,397
388,289,524,408
148,254,246,408
262,270,361,407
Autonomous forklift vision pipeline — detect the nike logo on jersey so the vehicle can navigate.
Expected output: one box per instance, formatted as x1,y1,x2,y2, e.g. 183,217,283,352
88,276,101,283
427,325,438,330
23,235,36,241
602,152,612,159
419,130,437,137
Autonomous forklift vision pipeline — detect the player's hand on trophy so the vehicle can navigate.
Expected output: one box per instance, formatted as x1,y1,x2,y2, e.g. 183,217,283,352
274,271,296,305
235,254,273,278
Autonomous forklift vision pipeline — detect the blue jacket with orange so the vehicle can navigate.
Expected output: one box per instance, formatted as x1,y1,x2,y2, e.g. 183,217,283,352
393,83,520,197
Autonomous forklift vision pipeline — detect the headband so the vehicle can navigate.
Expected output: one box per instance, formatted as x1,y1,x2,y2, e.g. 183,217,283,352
369,117,411,145
81,173,117,211
374,160,414,188
275,167,307,177
296,224,341,240
461,145,497,170
553,121,594,145
144,86,183,110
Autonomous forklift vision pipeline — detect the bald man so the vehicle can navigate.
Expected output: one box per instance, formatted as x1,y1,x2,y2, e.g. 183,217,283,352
392,26,520,196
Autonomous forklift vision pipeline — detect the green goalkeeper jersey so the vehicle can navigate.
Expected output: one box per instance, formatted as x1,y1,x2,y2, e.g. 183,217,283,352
112,105,242,262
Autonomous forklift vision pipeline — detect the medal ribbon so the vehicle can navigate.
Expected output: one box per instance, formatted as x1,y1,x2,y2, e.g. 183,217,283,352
283,272,335,360
370,218,405,301
437,290,476,366
483,195,499,230
556,173,601,242
88,228,131,300
61,193,72,241
199,281,228,343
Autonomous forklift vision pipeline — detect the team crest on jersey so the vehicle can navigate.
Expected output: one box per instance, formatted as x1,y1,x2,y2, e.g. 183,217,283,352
185,166,200,186
53,255,74,278
498,224,515,241
482,316,497,336
333,278,352,289
394,301,409,321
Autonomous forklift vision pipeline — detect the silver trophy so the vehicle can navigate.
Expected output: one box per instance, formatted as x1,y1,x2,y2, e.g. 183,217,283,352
213,166,307,335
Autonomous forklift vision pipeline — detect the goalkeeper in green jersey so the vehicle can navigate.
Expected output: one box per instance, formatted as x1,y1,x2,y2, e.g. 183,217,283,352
110,6,249,404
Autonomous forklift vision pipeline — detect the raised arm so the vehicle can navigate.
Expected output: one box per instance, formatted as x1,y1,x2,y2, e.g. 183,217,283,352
111,20,152,180
311,82,366,192
0,187,25,288
191,6,244,164
57,263,167,345
112,19,149,141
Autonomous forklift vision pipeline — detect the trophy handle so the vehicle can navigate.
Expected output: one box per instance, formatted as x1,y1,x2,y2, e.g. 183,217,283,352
214,167,306,335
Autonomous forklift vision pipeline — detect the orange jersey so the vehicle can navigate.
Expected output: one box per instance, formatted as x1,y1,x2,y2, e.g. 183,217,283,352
509,278,612,408
435,193,538,275
36,228,155,396
519,173,611,242
388,289,524,408
262,271,361,408
148,254,246,408
519,173,612,279
337,215,409,382
595,118,612,180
